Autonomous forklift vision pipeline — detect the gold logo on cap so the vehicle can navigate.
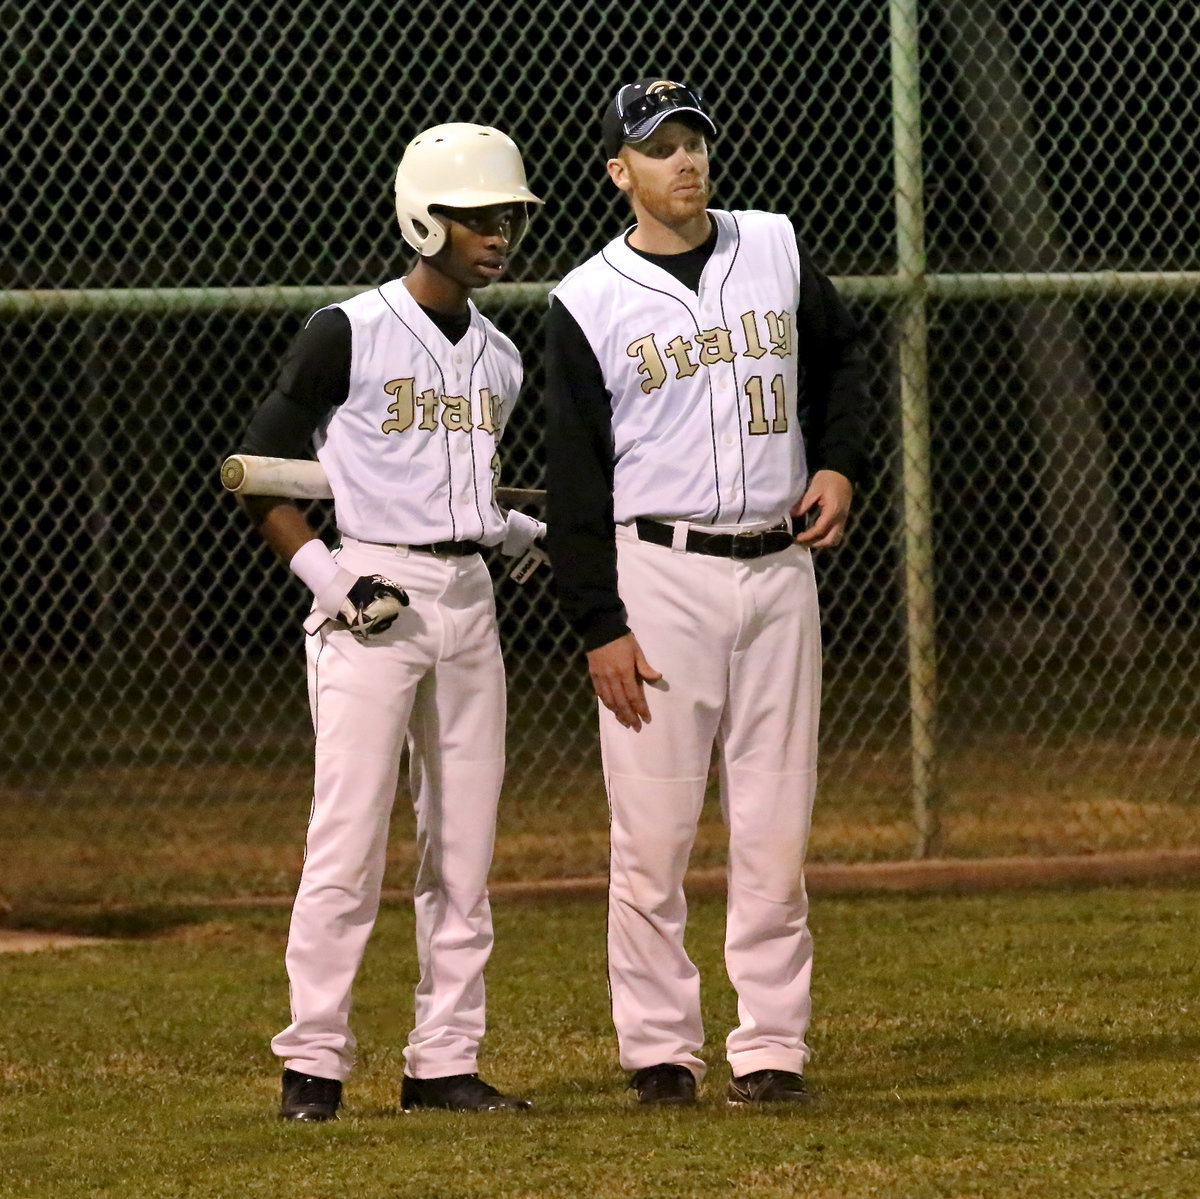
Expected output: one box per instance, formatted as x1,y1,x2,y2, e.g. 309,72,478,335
646,80,685,94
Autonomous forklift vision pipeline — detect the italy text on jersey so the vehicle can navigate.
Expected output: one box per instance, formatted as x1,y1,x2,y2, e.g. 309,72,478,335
381,382,506,435
625,309,797,395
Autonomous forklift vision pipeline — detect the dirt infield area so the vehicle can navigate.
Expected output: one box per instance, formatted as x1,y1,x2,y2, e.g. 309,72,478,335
0,928,114,953
489,847,1200,898
5,847,1198,952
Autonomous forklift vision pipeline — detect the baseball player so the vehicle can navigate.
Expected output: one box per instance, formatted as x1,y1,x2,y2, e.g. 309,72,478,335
234,123,544,1121
542,79,870,1105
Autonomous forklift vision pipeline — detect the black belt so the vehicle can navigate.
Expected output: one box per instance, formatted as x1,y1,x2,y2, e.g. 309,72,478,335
634,518,795,560
359,539,483,556
410,540,484,556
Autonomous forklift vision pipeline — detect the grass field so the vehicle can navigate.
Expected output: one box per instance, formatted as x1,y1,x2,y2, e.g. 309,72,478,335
3,882,1199,1198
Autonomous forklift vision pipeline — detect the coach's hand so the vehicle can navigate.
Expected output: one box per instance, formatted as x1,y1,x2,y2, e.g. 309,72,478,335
586,633,662,732
792,469,854,548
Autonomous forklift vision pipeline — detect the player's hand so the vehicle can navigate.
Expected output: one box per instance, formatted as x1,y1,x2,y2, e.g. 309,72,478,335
586,633,662,732
336,574,410,640
792,469,854,548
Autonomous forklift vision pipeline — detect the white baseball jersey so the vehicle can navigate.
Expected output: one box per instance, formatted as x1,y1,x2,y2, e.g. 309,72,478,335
316,279,521,545
551,209,806,528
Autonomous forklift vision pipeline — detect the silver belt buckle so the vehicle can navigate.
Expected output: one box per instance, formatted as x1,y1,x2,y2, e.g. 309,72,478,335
731,530,763,558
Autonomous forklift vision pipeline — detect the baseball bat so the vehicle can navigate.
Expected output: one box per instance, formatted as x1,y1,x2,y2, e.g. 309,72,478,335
220,454,332,499
220,454,545,506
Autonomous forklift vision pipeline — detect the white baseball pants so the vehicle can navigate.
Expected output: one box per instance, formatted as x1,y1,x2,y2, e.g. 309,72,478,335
601,523,821,1081
271,538,506,1082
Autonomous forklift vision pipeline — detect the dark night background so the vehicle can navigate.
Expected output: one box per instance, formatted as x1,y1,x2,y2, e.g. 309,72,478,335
2,0,1197,801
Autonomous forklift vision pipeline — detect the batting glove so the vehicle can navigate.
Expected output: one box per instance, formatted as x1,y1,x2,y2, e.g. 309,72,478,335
291,539,408,638
335,574,410,640
500,509,546,557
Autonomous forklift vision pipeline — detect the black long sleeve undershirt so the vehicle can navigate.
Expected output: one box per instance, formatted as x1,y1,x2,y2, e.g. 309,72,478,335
543,300,630,650
542,234,871,651
240,307,352,458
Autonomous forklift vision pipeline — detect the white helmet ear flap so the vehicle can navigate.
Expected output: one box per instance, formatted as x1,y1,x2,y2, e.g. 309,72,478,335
394,173,448,257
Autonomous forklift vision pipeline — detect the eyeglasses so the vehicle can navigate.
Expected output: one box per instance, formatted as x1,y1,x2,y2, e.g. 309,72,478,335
617,83,707,137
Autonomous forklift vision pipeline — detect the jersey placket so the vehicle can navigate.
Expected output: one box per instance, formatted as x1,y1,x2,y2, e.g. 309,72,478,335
444,335,481,544
697,288,748,526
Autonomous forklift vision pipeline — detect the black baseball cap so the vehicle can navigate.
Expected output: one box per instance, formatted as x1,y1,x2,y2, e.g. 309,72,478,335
601,77,717,160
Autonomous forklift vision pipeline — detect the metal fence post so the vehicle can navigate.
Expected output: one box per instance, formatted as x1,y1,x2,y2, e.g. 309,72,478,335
890,0,939,856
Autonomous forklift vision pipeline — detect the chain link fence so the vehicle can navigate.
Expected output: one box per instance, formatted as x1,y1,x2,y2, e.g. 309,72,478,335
3,1,1197,909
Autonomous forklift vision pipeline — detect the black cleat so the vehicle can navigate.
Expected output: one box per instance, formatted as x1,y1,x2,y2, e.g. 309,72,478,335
630,1063,698,1106
280,1068,342,1121
727,1069,813,1105
400,1072,531,1112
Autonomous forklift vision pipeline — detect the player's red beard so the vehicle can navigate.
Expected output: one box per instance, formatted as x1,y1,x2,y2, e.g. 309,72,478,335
624,159,713,228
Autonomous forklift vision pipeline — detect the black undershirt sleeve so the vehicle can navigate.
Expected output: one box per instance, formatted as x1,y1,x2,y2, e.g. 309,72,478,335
239,307,352,457
542,298,630,651
794,240,871,486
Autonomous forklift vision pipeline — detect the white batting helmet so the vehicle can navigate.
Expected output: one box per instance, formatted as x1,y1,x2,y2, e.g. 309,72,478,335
394,123,543,257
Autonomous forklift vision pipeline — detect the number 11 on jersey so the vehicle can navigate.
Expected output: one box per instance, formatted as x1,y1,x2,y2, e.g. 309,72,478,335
745,374,789,435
